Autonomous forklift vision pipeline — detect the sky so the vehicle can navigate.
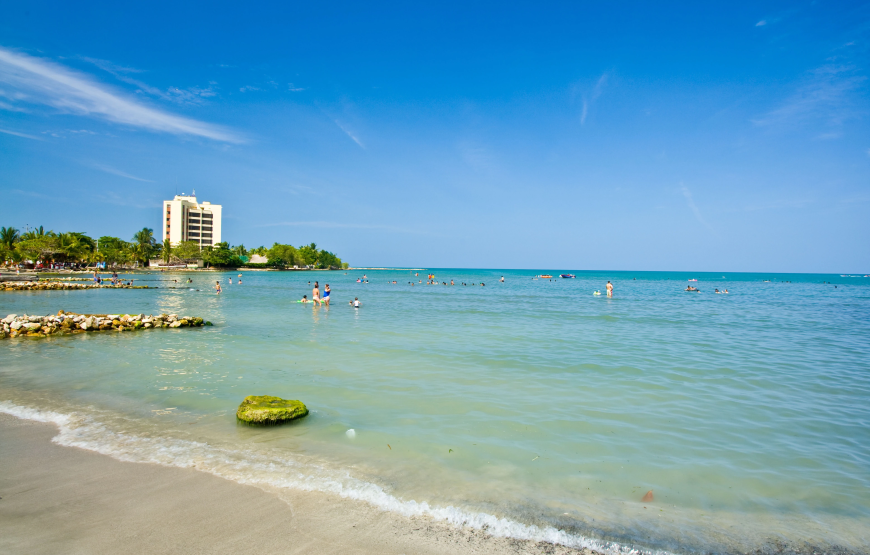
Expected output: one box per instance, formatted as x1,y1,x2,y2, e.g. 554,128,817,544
1,1,868,272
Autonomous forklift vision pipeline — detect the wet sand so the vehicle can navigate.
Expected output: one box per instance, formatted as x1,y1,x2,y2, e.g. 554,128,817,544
0,413,591,555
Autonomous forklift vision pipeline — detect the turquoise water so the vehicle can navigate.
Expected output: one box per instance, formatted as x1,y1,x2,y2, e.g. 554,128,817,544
1,270,869,554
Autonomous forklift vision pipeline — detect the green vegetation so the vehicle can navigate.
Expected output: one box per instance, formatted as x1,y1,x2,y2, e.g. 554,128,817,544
261,242,346,269
236,395,309,425
0,225,348,269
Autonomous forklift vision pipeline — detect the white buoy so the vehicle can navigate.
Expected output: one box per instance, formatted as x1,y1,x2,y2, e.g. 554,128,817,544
346,429,356,438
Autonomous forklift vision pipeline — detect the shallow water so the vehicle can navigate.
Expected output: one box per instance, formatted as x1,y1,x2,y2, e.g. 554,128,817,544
2,270,869,554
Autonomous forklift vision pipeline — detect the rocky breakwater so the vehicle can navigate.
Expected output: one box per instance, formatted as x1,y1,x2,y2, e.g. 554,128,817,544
3,281,150,291
1,311,212,339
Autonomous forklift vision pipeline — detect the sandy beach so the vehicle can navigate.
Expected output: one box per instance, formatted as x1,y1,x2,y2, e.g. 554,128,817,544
0,413,590,555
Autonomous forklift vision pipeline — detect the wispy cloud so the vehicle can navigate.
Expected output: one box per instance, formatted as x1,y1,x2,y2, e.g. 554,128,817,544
756,20,767,27
0,47,241,142
333,119,364,148
681,184,718,236
82,56,218,104
0,127,41,140
753,63,866,129
288,83,305,92
578,73,608,125
258,220,430,235
87,163,153,182
93,191,160,209
11,188,75,203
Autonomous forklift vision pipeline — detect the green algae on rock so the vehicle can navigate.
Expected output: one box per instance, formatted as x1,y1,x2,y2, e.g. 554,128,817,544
236,395,309,425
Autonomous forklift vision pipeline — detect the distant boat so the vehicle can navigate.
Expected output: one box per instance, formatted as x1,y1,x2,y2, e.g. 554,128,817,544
688,279,698,282
560,274,575,278
537,274,553,279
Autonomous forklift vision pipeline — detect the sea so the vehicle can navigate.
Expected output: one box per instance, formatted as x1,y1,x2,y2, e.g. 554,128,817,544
1,269,868,554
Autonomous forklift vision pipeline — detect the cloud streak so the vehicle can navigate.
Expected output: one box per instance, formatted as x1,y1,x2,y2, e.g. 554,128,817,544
0,47,241,142
333,119,364,148
258,220,431,235
88,163,153,182
753,63,866,128
580,73,608,125
0,127,41,140
681,184,718,236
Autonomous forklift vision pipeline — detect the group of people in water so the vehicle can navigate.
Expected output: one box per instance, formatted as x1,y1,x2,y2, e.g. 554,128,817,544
685,285,729,293
214,274,244,294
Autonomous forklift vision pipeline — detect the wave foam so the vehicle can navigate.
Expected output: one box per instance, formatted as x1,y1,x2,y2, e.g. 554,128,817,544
0,400,663,555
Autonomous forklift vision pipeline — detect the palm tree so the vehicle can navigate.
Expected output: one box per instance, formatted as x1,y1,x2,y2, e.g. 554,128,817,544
132,228,156,266
88,249,105,269
0,226,19,249
162,238,173,265
20,226,50,241
55,232,84,263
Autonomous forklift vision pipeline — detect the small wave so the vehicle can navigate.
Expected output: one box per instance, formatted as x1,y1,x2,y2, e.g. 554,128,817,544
0,400,666,555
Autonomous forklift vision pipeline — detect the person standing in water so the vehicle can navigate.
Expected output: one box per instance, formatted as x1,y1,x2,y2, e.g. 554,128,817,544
500,276,504,282
313,281,321,305
606,281,613,297
323,284,331,305
215,280,222,294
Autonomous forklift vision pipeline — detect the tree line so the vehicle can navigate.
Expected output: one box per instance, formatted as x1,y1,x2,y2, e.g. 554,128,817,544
0,226,347,270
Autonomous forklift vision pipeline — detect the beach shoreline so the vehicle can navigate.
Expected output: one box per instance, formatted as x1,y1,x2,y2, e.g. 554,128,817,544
0,412,593,555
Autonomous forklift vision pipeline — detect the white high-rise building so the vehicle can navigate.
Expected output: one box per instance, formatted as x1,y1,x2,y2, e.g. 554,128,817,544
162,192,222,247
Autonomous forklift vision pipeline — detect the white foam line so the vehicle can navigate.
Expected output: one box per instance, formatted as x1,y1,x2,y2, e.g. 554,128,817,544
0,401,666,555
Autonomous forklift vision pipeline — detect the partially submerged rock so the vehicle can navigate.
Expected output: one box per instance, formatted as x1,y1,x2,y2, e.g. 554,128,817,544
1,311,209,339
236,395,309,425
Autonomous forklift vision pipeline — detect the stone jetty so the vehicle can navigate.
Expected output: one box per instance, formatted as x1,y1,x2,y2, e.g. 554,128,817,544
1,311,211,339
2,281,150,291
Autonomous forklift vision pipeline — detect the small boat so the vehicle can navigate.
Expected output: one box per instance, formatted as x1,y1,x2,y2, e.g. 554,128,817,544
560,274,575,279
537,274,553,279
688,279,698,282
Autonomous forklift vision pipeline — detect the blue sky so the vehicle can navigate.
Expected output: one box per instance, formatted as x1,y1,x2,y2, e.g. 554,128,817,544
1,1,868,272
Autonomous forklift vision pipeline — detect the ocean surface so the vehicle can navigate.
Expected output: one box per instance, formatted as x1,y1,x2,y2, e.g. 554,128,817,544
1,269,868,554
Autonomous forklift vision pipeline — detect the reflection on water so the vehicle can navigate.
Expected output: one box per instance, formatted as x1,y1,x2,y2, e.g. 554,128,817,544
1,269,869,554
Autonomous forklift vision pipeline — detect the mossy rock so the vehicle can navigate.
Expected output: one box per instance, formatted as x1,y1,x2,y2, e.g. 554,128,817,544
236,395,309,425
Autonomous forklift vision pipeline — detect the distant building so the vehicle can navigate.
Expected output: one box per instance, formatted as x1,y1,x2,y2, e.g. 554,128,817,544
162,192,222,247
249,254,269,264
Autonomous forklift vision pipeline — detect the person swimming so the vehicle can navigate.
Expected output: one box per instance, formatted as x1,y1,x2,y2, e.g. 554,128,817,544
349,297,360,308
300,294,310,303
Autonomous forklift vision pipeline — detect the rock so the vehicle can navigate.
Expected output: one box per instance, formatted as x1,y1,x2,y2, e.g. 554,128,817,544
169,321,182,328
23,323,41,330
3,314,16,323
236,396,309,425
11,321,23,330
112,319,121,327
143,323,152,328
642,490,654,502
